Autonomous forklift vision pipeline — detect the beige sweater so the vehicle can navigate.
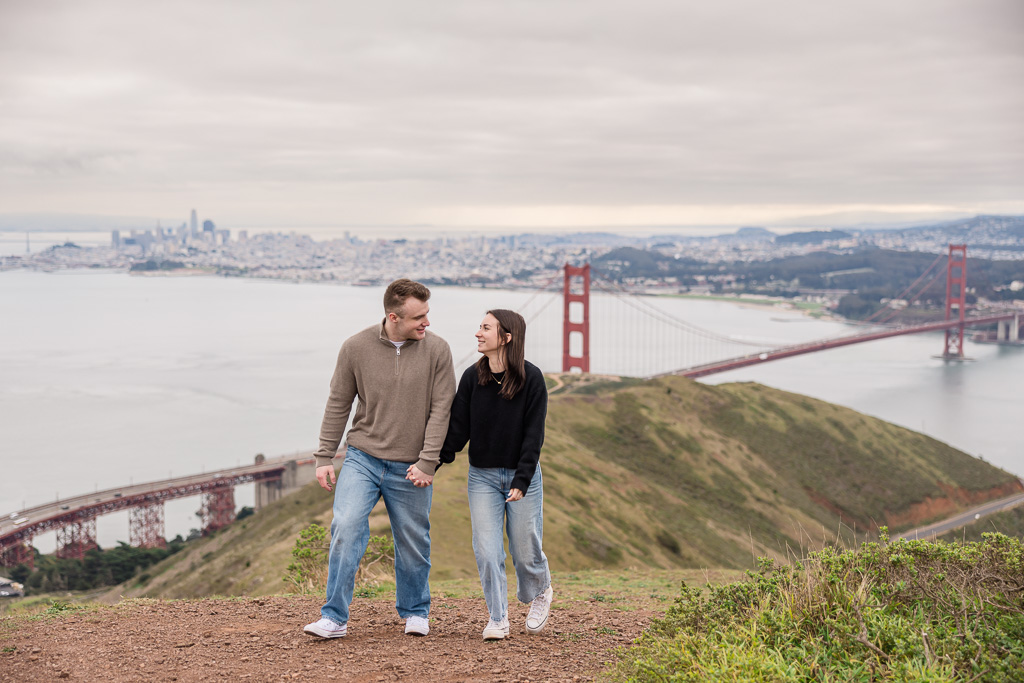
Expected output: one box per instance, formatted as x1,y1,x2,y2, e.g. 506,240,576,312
313,322,456,475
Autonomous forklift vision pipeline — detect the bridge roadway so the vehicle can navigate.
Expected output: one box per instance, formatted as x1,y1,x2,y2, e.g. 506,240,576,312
660,312,1020,379
0,453,317,554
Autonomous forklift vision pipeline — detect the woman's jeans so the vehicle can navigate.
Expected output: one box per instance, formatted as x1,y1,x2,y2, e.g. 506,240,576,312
467,465,551,622
322,446,432,626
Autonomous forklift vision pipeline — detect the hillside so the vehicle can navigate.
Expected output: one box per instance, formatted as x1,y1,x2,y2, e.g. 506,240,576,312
110,375,1021,599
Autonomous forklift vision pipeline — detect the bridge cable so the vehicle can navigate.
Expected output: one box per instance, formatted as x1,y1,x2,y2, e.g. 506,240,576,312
590,277,770,348
862,252,945,324
873,268,948,326
453,275,563,369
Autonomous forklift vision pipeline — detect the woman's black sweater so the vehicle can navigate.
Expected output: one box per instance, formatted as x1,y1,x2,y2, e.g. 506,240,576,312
440,360,548,493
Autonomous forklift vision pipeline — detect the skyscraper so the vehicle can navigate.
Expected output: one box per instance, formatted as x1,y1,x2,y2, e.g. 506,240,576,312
189,209,198,237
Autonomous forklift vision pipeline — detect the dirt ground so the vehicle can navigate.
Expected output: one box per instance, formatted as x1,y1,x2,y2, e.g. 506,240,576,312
0,595,653,682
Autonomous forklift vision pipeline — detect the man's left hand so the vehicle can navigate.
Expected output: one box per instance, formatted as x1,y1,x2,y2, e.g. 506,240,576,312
405,464,434,488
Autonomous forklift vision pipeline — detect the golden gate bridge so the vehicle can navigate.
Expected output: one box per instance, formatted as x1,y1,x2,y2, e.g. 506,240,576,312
511,244,1020,377
3,244,1020,567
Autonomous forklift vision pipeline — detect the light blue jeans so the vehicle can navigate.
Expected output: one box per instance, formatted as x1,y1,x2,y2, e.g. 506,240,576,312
322,446,432,625
468,465,551,622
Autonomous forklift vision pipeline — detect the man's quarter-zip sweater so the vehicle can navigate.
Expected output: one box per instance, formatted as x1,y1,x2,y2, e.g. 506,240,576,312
314,322,456,475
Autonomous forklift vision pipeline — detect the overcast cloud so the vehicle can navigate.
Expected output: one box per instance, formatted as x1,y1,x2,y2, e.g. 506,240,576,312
1,0,1022,233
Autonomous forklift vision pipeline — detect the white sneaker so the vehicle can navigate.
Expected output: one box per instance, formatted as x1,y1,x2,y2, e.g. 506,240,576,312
303,617,347,638
482,616,510,641
404,615,430,636
525,586,552,634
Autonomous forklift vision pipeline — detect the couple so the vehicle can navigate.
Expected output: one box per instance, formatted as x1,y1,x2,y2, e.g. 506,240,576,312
303,278,552,642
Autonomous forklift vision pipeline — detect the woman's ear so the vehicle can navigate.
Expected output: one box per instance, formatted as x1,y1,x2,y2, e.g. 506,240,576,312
504,333,512,345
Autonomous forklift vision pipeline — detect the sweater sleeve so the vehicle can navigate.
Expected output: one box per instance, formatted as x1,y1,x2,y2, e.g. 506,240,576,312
439,368,474,468
511,369,548,494
414,340,457,476
313,343,358,468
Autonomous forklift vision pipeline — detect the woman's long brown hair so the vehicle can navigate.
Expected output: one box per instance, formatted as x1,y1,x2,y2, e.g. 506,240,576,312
476,309,526,400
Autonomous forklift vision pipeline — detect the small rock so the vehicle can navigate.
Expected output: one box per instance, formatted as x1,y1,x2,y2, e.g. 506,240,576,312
29,655,39,662
30,647,42,654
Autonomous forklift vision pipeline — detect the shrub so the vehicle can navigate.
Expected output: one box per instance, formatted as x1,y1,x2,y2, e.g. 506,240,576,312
283,524,395,594
283,524,330,594
612,532,1024,681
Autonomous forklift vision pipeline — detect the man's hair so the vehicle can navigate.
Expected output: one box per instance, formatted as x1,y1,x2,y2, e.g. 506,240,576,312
383,279,431,315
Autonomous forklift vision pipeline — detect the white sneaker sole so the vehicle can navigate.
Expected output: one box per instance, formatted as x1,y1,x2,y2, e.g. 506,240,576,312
525,614,548,635
303,624,347,638
482,627,509,641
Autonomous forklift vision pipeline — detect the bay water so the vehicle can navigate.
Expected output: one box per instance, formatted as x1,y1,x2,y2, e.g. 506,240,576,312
2,269,1021,550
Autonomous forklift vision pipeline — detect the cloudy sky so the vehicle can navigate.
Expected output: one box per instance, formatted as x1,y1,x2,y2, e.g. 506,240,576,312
1,0,1022,235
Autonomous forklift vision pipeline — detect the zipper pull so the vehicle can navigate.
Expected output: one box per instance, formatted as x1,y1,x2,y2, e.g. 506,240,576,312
396,347,401,356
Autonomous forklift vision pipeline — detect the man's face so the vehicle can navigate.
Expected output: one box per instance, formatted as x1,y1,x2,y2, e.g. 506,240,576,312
390,297,430,341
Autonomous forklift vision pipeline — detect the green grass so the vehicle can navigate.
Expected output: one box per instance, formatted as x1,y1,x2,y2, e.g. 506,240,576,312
610,533,1024,682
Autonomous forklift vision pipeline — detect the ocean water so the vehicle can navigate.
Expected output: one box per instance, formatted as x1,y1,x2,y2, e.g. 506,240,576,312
2,269,1021,549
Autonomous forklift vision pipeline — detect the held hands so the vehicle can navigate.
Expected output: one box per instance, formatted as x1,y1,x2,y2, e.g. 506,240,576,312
315,465,337,492
405,464,434,488
506,488,523,502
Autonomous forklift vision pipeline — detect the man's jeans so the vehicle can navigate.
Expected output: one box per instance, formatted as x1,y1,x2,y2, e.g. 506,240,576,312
322,446,432,626
467,465,551,622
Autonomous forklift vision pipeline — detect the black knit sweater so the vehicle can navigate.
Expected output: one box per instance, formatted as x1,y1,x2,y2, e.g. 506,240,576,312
439,360,548,493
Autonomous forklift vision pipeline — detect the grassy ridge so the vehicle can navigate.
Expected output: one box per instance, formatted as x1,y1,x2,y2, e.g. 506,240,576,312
107,375,1019,599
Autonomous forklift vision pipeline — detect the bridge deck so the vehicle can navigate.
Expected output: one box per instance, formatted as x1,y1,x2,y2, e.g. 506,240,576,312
661,312,1019,379
0,454,320,552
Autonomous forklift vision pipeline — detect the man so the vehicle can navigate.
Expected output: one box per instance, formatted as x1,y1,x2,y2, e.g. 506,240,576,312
303,279,455,639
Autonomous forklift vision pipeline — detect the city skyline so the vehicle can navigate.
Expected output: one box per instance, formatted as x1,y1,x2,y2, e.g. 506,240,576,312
1,1,1022,233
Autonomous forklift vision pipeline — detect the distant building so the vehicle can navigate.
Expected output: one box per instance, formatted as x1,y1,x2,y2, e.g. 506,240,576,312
111,230,120,249
202,220,216,233
189,209,198,237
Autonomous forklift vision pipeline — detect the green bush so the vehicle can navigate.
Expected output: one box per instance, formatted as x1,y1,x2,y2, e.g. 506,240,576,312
283,523,395,594
612,532,1024,682
283,523,330,594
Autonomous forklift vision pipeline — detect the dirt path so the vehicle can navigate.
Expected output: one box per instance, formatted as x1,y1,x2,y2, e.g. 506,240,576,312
1,595,651,682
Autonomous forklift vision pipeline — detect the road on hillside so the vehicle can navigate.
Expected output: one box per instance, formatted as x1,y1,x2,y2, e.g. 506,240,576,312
896,488,1024,540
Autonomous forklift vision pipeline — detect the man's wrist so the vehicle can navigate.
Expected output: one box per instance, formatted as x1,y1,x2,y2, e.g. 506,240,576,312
414,458,437,476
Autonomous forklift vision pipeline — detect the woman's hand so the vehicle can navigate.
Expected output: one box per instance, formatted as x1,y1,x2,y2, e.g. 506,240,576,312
506,488,523,502
405,463,434,488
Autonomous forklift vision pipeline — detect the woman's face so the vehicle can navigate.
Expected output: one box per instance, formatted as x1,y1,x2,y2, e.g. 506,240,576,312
476,313,507,355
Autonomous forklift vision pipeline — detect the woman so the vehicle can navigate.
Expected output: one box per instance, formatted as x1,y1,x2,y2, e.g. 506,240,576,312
440,309,552,641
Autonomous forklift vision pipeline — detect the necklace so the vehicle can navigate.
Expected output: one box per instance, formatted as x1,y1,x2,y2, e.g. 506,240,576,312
493,371,505,385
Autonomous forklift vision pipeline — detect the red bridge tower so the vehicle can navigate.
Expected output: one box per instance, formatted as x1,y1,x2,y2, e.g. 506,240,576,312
943,244,967,359
562,264,591,373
